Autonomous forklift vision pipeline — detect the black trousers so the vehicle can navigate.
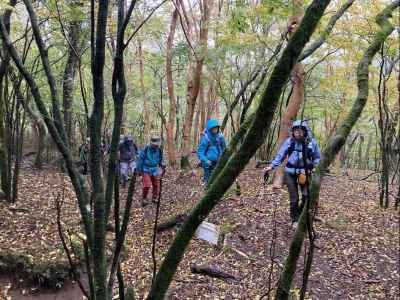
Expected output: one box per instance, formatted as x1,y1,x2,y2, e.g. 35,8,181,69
284,173,308,222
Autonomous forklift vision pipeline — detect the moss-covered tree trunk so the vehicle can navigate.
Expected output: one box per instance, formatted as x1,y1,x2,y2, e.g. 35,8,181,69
0,73,10,200
0,0,16,202
274,2,399,298
62,19,81,144
147,1,332,298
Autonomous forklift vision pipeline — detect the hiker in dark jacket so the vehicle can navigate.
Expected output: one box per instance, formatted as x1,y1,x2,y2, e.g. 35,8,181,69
136,136,166,206
197,119,227,186
118,135,138,188
264,120,321,228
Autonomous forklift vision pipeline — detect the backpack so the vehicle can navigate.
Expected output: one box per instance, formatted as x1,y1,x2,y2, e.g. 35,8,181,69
120,140,138,161
286,138,314,170
144,145,164,166
202,131,223,155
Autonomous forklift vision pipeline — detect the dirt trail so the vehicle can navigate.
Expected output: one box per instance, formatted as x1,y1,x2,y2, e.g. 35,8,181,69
0,277,82,300
0,165,398,299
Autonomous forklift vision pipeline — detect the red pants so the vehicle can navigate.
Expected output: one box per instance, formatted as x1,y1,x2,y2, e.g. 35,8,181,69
142,173,160,199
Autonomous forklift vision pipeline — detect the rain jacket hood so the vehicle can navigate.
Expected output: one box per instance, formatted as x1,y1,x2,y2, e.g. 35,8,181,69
290,120,313,139
197,119,227,165
206,119,220,132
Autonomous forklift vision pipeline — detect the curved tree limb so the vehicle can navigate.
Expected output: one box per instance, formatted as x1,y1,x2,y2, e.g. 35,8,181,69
274,2,399,299
22,0,68,145
298,0,355,62
147,1,332,298
0,1,93,249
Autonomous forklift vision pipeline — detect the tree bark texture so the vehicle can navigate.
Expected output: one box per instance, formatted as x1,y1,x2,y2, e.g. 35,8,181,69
180,0,212,169
147,1,332,298
165,8,179,167
274,3,398,298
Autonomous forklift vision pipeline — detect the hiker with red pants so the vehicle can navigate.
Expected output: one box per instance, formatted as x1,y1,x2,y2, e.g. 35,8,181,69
264,120,321,229
136,136,166,207
197,119,227,187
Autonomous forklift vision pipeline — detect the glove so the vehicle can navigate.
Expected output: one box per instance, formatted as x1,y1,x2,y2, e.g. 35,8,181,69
263,166,273,174
263,166,273,184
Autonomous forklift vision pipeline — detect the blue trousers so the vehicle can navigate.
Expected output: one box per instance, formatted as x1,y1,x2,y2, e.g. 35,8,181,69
203,161,217,185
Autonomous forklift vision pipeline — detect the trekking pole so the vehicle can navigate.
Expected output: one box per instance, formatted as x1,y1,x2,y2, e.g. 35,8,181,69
151,168,165,286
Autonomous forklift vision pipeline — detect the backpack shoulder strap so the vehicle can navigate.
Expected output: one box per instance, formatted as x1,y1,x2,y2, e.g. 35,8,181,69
203,132,211,153
203,132,211,144
287,138,295,156
159,147,163,165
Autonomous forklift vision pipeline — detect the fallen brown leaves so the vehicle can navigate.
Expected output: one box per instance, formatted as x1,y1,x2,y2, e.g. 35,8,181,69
0,164,398,299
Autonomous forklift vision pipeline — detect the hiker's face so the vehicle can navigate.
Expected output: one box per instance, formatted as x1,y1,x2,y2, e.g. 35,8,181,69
211,127,219,134
293,128,305,140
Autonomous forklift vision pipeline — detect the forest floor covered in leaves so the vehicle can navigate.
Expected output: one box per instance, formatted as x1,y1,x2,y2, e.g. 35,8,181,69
0,161,399,299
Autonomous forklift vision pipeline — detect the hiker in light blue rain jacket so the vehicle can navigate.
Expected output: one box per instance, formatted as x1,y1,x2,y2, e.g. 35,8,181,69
264,120,321,228
197,119,227,186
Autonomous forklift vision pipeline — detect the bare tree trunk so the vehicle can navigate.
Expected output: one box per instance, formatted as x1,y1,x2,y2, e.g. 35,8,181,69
357,135,364,170
180,0,212,169
193,82,204,148
206,81,216,121
148,1,332,297
363,134,373,170
138,40,150,142
272,0,319,187
273,62,305,187
11,103,25,202
165,8,178,167
9,67,46,169
200,83,207,132
274,3,398,297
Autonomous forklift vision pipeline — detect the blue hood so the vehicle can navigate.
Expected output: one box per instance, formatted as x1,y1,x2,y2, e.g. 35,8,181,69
206,119,220,132
290,120,313,138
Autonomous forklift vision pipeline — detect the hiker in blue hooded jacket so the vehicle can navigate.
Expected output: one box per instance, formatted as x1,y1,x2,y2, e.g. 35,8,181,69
197,119,227,186
264,120,321,228
137,136,166,206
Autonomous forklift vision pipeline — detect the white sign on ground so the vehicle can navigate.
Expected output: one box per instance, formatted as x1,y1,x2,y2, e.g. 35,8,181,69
195,221,220,245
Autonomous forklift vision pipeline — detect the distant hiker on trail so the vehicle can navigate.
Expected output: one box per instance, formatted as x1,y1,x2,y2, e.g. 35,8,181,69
197,119,227,186
79,137,90,175
118,135,138,188
264,120,321,229
137,136,166,207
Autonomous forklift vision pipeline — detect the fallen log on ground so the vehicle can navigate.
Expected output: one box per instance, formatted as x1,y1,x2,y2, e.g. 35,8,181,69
190,264,236,280
156,213,187,232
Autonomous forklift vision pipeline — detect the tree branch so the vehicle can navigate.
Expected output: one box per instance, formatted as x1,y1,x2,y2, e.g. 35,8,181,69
147,1,332,298
299,0,354,62
275,2,399,298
